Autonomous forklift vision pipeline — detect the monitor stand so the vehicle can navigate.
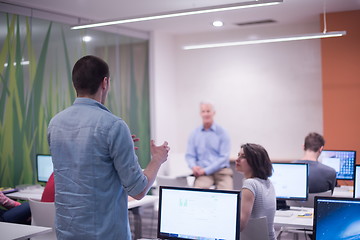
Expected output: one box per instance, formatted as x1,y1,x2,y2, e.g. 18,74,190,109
276,199,290,210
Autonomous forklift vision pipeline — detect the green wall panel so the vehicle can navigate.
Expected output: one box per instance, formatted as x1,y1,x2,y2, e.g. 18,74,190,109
0,13,150,187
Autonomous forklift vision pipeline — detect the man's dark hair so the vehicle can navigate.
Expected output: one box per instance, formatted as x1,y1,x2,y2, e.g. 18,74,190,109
241,143,273,180
304,132,325,152
72,55,110,95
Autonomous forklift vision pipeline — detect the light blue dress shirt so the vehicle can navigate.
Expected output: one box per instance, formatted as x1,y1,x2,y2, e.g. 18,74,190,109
185,123,231,175
47,98,148,240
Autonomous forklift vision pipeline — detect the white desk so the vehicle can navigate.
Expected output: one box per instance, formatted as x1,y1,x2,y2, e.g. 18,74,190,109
129,195,158,239
274,207,313,229
332,186,353,198
128,195,158,209
275,207,313,239
7,189,158,240
0,222,52,240
6,185,44,201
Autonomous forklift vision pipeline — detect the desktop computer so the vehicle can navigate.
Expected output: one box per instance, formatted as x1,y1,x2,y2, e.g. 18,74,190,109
157,186,240,240
319,150,356,180
354,165,360,198
270,163,309,210
36,154,53,183
313,196,360,240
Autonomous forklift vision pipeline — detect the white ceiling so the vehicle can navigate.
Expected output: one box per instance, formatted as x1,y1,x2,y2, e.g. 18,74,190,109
2,0,360,35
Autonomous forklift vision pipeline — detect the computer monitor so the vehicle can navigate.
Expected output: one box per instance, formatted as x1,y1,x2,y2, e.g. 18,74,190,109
354,165,360,198
269,163,308,210
319,150,356,180
158,186,240,240
36,154,53,183
313,196,360,240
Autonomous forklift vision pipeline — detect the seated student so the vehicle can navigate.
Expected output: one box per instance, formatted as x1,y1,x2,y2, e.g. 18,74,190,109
0,191,31,224
293,132,336,193
236,143,276,240
41,172,55,202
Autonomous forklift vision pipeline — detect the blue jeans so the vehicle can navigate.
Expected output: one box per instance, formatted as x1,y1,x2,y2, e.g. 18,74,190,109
0,201,31,224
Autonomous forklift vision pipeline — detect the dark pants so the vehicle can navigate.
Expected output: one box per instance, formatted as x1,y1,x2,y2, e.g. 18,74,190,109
0,201,31,224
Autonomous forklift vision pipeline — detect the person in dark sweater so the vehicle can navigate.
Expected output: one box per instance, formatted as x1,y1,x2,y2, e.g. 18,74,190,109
294,132,336,193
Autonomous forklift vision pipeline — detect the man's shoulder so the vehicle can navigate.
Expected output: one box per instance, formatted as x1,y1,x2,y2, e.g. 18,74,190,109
212,123,229,135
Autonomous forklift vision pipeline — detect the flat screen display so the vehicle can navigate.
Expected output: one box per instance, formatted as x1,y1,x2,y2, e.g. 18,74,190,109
354,165,360,198
314,196,360,240
270,163,308,201
319,150,356,180
158,186,240,240
36,154,53,183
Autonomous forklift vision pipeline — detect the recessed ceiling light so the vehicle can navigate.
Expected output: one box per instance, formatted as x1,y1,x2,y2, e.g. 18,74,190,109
82,36,92,42
213,21,224,27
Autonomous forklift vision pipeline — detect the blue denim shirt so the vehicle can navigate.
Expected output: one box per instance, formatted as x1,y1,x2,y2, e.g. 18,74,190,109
48,98,148,240
185,123,231,175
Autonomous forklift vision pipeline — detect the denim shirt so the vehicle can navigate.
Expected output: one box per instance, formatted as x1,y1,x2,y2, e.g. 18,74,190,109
185,123,231,175
48,98,148,240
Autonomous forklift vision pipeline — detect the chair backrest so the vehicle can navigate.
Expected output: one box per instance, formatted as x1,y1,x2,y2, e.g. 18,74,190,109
156,175,189,188
29,199,56,240
240,216,269,240
287,190,332,208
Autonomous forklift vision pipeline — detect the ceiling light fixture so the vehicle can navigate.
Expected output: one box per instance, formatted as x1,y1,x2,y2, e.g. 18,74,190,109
213,21,224,27
71,0,282,30
184,0,346,50
183,31,346,50
82,36,92,42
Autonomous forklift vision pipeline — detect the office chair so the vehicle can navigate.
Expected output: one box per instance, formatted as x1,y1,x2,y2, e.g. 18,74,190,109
240,216,269,240
29,198,56,240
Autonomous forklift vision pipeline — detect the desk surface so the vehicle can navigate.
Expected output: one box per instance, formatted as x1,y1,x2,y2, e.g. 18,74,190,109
274,207,313,229
0,222,52,240
7,187,158,210
129,195,158,209
6,185,44,201
333,186,353,198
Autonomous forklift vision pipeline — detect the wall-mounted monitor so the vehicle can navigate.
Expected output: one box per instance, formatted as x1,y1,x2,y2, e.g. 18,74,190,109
270,163,308,210
319,150,356,180
36,154,53,183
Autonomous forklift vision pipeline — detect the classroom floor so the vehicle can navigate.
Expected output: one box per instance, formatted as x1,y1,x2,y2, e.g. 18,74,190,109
129,205,312,240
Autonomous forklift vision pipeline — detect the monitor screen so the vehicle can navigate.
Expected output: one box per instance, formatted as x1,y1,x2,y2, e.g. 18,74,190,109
354,165,360,198
36,154,53,183
158,186,240,240
319,150,356,180
270,163,308,201
313,196,360,240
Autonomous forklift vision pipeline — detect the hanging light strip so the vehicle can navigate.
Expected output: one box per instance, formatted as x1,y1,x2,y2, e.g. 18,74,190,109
71,0,282,30
183,31,347,50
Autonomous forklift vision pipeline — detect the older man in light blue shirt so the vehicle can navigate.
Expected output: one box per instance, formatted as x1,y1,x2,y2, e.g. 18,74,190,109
185,102,233,190
48,55,169,240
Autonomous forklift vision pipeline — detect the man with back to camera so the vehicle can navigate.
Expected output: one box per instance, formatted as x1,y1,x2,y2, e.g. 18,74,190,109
294,132,336,193
47,55,170,240
185,102,233,190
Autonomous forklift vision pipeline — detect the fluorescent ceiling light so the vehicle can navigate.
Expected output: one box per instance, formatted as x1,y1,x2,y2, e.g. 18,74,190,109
71,0,282,30
183,31,347,50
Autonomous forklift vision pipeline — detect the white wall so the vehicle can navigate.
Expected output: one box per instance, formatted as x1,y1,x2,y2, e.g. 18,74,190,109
151,22,323,176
